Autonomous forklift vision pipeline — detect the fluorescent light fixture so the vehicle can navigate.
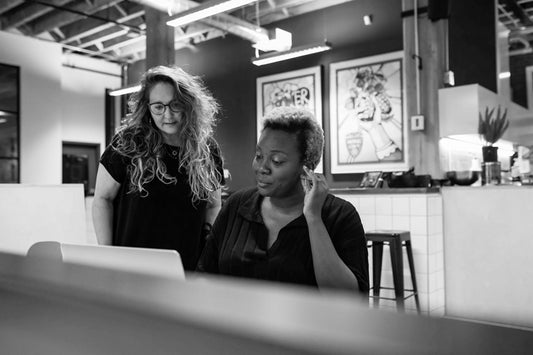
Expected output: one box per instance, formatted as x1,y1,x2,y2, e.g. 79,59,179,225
363,14,373,26
0,118,7,124
109,84,141,97
251,41,332,66
252,28,292,52
167,0,257,28
499,71,511,79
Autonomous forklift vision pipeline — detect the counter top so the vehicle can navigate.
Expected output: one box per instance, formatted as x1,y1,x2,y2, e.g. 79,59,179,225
331,187,440,194
331,184,533,195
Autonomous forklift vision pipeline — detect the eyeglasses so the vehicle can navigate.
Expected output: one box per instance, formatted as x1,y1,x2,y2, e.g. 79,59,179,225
148,101,183,115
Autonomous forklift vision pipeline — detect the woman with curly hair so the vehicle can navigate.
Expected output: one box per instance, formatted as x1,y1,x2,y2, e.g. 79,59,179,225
197,106,368,293
93,65,224,270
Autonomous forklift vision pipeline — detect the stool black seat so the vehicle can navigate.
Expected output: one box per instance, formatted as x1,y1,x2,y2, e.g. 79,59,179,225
366,230,420,313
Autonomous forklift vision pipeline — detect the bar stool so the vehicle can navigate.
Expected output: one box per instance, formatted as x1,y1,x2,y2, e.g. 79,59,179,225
366,230,420,313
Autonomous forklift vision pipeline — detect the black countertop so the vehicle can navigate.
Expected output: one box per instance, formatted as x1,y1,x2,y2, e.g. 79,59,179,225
330,187,441,194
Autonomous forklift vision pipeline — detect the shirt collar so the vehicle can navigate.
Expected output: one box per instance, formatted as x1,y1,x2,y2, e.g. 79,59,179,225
237,188,308,227
238,189,263,223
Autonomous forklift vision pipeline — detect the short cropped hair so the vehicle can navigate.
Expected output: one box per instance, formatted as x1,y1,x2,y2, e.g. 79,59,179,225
262,107,324,170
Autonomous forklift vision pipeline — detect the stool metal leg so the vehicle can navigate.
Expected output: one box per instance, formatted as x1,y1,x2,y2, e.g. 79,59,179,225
371,241,384,308
405,240,421,313
389,239,405,312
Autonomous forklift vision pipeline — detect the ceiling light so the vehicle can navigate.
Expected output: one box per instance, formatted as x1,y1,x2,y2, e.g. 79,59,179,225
108,84,141,96
167,0,257,28
363,14,373,26
251,41,332,66
499,71,511,79
0,118,7,124
252,28,292,52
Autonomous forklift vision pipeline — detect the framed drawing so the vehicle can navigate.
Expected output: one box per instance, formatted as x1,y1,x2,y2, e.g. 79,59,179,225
526,65,533,109
256,66,323,172
329,51,408,174
359,171,383,188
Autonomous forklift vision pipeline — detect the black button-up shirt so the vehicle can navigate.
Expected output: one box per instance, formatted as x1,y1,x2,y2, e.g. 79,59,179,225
197,188,369,293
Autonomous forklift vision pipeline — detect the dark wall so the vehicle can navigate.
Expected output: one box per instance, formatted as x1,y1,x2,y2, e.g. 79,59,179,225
448,0,497,92
129,0,403,191
509,53,533,108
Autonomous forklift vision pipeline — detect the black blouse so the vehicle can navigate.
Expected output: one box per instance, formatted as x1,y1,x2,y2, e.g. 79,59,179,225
197,188,369,293
100,137,224,271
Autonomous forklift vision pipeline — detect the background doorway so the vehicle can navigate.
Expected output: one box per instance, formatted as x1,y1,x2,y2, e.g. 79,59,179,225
62,142,100,196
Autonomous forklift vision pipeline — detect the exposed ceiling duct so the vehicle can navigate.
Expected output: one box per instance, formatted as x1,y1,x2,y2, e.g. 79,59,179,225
0,0,352,63
498,0,533,55
130,0,269,45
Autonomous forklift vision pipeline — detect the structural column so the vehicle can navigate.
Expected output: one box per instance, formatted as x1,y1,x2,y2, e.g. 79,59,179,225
144,6,175,69
402,0,447,178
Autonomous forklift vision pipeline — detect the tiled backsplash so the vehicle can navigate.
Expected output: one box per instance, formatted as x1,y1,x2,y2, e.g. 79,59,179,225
335,192,445,316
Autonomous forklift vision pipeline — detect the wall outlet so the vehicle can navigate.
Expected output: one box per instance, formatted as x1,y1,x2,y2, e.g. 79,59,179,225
411,115,425,131
444,70,455,86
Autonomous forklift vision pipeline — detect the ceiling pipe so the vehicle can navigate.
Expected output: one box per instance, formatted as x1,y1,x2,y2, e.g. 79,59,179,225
131,0,268,44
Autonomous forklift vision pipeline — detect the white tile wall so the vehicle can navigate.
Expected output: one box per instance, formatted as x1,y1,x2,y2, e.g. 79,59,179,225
336,192,444,317
392,196,410,215
375,196,393,215
410,196,427,216
428,196,443,216
358,196,376,214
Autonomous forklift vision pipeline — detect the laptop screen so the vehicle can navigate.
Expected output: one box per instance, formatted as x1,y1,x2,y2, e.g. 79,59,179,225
27,241,185,281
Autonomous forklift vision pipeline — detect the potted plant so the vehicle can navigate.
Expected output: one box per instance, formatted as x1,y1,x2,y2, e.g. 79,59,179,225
478,105,509,162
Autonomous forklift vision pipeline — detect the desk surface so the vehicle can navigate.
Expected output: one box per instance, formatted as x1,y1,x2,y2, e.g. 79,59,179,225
1,252,532,354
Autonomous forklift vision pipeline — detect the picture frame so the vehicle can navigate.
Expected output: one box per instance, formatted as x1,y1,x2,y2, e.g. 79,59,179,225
526,65,533,109
329,51,408,174
359,171,383,188
256,66,323,172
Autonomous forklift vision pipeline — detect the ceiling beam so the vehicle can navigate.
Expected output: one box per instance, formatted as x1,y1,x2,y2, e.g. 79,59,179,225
60,6,144,43
62,11,144,45
501,0,533,27
0,0,71,31
26,0,124,36
241,0,352,25
0,0,24,14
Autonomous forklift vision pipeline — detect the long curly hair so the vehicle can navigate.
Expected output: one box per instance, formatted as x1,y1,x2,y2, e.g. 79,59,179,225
112,65,222,202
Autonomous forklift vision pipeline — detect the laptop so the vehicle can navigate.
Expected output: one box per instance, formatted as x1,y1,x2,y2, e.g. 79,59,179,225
27,241,185,281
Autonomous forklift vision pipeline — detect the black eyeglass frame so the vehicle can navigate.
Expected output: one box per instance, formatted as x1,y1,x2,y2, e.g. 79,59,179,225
147,101,183,115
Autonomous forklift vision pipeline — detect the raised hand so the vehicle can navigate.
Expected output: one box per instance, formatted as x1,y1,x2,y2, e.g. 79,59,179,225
301,166,328,219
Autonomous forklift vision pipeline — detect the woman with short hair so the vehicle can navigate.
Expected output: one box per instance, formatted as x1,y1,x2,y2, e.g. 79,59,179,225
197,106,368,293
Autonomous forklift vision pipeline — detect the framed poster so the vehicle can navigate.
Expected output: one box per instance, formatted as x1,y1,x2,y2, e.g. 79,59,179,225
256,66,323,172
329,51,408,174
526,65,533,109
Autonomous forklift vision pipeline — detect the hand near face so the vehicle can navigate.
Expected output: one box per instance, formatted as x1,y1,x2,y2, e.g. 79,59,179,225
301,166,328,219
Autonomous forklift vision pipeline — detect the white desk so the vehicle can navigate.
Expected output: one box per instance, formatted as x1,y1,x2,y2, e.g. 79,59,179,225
1,251,532,354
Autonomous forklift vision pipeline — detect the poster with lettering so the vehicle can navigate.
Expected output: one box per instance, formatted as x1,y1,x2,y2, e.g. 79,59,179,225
256,66,323,172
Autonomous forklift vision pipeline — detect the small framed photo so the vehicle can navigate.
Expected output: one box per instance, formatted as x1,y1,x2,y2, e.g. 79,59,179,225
359,171,383,188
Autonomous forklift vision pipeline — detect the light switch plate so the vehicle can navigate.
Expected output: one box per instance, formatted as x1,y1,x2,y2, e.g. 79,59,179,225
411,115,424,131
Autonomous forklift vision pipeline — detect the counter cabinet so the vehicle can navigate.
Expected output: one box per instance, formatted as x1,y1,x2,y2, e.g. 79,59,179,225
336,185,533,330
333,188,444,316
